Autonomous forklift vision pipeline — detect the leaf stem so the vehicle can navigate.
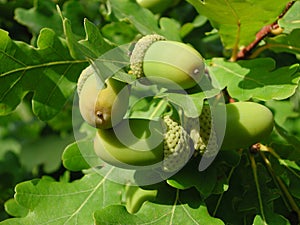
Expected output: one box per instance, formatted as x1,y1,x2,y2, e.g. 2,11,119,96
212,166,235,217
0,59,89,77
259,151,292,212
261,144,300,180
248,152,267,223
149,98,168,120
259,151,300,221
230,20,241,62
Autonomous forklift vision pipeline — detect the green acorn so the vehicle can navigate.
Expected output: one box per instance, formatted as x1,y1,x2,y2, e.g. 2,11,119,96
94,116,193,172
94,118,165,168
130,34,205,90
186,102,274,154
221,102,274,150
162,115,193,172
77,66,130,129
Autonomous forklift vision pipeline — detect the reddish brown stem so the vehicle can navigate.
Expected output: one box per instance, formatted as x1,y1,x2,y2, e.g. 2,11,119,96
236,1,295,60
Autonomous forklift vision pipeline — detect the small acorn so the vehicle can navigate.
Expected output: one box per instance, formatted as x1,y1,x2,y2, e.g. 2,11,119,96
130,34,205,90
77,66,130,129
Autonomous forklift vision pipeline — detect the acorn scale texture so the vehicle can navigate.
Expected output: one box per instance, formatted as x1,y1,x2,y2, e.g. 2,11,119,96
185,106,219,158
130,34,166,78
162,115,193,172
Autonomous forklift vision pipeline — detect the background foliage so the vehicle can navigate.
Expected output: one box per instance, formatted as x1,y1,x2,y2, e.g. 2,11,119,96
0,0,299,224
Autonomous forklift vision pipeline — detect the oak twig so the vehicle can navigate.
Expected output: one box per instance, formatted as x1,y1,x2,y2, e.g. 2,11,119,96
236,1,295,60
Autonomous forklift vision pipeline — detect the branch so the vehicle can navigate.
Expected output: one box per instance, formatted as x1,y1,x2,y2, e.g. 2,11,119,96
236,1,295,60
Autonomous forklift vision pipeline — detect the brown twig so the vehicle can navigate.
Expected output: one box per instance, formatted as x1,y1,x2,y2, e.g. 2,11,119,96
236,1,296,60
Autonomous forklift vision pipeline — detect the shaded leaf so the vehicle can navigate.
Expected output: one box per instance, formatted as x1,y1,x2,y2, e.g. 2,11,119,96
266,29,300,55
266,99,298,127
0,28,87,120
209,57,300,101
253,209,291,225
275,123,300,150
14,0,93,39
20,134,74,173
167,150,240,197
101,21,139,45
109,0,181,41
15,0,63,38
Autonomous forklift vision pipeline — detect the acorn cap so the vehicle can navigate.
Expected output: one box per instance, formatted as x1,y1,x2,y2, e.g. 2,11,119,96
186,106,219,158
162,115,193,172
130,34,166,78
77,66,96,96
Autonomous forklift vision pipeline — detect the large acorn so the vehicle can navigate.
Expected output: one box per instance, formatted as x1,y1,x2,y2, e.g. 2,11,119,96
93,118,165,168
130,34,205,90
221,102,274,150
187,102,274,154
93,117,193,171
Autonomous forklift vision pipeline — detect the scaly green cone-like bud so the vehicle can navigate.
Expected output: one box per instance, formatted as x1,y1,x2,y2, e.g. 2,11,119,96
184,106,219,158
162,115,193,172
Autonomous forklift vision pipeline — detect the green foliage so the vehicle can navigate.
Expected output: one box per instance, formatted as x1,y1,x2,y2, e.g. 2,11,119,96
209,57,300,101
94,188,225,225
0,0,300,224
2,173,123,224
187,0,290,49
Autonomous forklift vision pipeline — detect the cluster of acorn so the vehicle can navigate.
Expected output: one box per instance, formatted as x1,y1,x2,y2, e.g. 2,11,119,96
77,34,274,173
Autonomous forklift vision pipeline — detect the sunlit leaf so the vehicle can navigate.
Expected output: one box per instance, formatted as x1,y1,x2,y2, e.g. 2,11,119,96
209,57,300,101
95,188,224,225
109,0,181,41
0,172,123,225
279,1,300,33
20,134,74,173
187,0,289,50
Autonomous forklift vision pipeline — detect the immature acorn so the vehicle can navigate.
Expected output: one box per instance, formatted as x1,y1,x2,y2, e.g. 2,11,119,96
130,34,205,90
221,102,274,150
94,118,165,168
187,102,274,153
94,116,193,171
77,66,130,129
